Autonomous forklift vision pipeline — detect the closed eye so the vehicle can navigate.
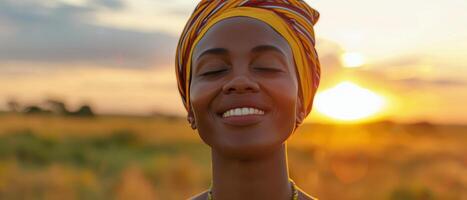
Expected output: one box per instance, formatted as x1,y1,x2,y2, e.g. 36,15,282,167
201,69,228,76
254,67,283,72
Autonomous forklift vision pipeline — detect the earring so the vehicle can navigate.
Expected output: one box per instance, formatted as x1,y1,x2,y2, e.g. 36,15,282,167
295,111,305,128
296,118,302,125
187,116,197,130
295,119,302,128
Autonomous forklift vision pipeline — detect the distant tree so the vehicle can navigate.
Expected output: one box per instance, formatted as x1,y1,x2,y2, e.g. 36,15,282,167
151,112,180,121
11,98,95,117
45,99,70,115
71,105,95,117
23,106,50,114
7,99,20,112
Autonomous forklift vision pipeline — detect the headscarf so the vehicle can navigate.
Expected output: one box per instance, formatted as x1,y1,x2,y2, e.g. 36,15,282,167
176,0,321,118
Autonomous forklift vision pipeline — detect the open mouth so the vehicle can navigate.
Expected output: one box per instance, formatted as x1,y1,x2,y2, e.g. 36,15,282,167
217,107,267,127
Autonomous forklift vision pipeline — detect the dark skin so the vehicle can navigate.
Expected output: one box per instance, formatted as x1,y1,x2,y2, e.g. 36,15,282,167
187,17,314,200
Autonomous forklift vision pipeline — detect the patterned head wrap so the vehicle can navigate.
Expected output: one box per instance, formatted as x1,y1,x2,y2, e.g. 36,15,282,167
176,0,321,118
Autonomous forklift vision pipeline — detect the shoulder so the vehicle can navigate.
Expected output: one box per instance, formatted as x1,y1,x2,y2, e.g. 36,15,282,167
297,187,319,200
187,190,209,200
187,188,318,200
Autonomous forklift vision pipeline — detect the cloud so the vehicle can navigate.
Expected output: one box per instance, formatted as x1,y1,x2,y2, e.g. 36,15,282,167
0,0,177,68
92,0,125,10
315,39,346,77
311,39,467,92
375,56,424,68
396,78,467,87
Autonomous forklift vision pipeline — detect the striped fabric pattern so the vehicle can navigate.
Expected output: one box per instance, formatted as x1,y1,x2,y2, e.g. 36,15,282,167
176,0,321,118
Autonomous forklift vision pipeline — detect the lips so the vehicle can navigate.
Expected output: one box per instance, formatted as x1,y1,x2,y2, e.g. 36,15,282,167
220,114,264,126
215,98,269,126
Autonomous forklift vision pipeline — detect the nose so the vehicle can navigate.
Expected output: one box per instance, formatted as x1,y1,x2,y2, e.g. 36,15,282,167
222,75,260,94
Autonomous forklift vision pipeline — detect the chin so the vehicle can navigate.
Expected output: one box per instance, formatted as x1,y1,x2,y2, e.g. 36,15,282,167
211,130,290,160
196,110,296,160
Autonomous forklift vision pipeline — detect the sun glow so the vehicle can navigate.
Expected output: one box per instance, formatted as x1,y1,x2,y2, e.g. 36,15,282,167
314,82,386,121
342,53,365,68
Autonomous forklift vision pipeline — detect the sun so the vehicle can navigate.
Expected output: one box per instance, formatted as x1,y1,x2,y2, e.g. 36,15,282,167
314,81,386,121
342,52,365,68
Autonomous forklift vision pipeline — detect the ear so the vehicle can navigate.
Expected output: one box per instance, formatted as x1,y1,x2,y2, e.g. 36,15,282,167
187,109,197,130
296,96,305,127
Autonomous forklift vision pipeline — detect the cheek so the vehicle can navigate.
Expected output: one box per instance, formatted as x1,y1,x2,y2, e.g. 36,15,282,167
189,80,220,144
266,75,298,106
263,76,298,133
190,79,220,112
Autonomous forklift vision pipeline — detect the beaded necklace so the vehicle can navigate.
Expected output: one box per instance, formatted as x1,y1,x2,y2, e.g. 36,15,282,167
207,179,299,200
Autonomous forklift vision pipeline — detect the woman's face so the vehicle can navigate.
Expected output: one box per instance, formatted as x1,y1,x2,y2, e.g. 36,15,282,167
190,17,303,159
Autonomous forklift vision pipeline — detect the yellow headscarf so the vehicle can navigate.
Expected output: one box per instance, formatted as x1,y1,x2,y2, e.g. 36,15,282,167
176,0,321,118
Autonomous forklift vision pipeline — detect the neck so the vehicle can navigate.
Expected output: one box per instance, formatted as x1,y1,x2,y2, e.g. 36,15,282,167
210,143,292,200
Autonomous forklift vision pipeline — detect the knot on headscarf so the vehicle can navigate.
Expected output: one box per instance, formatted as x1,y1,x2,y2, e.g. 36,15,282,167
176,0,321,118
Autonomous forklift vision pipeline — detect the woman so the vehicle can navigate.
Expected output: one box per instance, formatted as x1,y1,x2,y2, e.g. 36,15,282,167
175,1,321,199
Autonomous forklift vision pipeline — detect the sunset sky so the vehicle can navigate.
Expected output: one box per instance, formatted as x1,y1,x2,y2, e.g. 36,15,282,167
1,0,466,124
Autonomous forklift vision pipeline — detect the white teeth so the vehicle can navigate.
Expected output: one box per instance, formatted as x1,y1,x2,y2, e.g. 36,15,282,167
241,108,248,115
254,109,260,115
222,107,265,118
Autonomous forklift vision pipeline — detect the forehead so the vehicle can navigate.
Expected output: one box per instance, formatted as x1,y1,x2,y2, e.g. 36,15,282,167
192,16,293,59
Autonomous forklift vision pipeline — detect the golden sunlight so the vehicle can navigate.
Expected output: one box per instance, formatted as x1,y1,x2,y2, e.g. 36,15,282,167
314,81,386,121
342,52,365,68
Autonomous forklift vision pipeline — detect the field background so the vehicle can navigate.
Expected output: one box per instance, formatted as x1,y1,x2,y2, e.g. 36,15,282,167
1,0,467,199
0,113,465,200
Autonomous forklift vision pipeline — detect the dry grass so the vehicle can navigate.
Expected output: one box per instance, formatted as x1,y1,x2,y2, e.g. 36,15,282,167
0,114,465,200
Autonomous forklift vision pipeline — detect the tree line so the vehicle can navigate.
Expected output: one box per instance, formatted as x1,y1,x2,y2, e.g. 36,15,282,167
6,99,95,117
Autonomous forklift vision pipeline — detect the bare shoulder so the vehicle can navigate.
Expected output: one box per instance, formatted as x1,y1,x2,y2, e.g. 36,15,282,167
297,187,319,200
187,190,209,200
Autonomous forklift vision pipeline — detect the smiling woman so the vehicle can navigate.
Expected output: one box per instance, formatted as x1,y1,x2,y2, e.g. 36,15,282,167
175,1,321,200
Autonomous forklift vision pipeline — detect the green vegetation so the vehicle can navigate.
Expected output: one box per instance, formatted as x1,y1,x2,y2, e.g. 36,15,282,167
0,114,465,200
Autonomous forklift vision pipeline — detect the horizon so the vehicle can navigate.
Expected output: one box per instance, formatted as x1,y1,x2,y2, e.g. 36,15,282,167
2,109,466,126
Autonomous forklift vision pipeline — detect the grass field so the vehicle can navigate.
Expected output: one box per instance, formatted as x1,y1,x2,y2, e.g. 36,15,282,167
0,114,465,200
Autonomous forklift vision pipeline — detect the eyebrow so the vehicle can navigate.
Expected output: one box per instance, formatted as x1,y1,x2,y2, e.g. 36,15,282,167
195,48,229,63
195,45,286,61
251,45,287,57
251,45,289,68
